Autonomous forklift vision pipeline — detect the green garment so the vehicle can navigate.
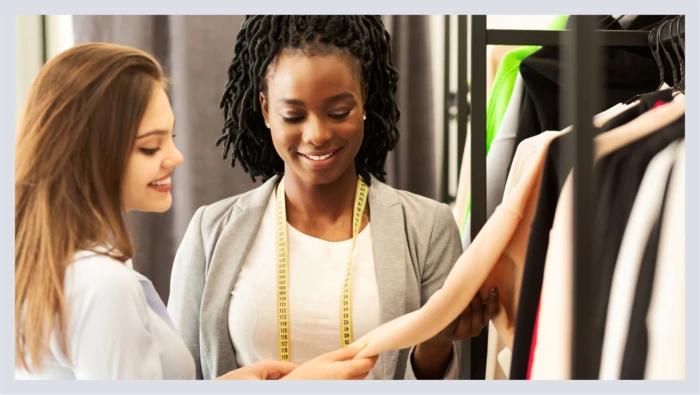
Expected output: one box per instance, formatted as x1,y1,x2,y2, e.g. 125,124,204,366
460,15,569,235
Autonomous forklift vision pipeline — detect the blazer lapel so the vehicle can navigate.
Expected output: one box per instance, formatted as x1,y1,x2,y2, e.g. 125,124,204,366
368,177,408,379
200,175,280,378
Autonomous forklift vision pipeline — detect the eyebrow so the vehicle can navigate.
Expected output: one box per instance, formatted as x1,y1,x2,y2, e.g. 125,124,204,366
276,92,356,106
136,119,176,140
136,130,168,139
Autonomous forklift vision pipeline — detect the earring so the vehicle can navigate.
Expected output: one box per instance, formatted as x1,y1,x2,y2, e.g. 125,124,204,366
363,114,367,121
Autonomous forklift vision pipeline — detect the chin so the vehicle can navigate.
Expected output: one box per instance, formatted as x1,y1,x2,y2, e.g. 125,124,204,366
135,195,173,213
293,160,355,186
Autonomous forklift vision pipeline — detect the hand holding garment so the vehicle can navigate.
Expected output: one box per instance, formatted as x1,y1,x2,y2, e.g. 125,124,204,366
355,131,559,360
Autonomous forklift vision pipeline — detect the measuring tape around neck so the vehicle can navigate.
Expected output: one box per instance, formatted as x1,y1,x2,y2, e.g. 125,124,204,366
275,175,369,362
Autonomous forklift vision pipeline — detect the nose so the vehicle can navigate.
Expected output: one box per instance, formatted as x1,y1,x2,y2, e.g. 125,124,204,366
162,143,184,169
301,116,333,147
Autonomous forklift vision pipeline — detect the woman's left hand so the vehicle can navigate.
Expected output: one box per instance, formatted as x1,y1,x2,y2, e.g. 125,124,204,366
412,287,500,379
432,286,501,343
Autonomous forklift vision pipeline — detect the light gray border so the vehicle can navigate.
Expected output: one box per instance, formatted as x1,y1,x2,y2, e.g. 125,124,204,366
2,1,697,394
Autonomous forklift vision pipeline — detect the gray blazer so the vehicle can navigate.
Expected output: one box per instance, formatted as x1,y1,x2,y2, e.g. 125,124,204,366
167,175,465,380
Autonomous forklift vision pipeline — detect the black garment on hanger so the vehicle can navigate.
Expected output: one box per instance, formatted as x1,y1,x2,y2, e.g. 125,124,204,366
620,157,677,379
588,113,684,376
506,15,665,178
508,90,673,379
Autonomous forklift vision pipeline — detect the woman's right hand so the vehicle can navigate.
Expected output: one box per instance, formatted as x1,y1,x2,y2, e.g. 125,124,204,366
215,360,298,380
282,343,378,380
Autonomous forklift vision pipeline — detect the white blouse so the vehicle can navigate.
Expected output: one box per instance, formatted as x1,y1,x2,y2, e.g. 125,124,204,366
228,193,384,379
16,249,195,380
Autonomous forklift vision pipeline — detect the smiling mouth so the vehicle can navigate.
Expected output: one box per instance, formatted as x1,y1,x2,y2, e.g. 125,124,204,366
299,148,342,161
148,176,171,187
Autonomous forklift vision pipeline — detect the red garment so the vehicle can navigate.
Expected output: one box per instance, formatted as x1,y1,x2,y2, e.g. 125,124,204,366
526,302,541,379
653,100,667,109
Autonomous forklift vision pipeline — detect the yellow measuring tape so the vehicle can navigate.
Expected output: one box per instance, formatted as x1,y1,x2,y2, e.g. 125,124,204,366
275,176,369,361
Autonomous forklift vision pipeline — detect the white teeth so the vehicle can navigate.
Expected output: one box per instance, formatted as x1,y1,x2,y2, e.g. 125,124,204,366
149,177,171,186
305,152,333,161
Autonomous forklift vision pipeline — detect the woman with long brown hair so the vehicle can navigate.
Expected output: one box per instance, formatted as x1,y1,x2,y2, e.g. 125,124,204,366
14,42,376,380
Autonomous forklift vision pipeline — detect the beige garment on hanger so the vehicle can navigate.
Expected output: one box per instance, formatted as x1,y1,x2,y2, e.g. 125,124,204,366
483,101,631,380
354,101,632,362
529,93,685,379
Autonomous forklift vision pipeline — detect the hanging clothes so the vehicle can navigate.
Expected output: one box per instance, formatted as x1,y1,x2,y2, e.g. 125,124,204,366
644,140,685,379
528,93,686,379
591,113,685,378
507,15,665,180
510,89,674,379
598,140,680,379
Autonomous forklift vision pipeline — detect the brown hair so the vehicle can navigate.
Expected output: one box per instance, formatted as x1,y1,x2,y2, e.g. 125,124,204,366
15,42,166,372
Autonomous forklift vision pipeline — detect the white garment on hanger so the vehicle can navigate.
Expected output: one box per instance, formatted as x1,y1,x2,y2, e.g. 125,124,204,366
645,140,685,379
598,140,680,379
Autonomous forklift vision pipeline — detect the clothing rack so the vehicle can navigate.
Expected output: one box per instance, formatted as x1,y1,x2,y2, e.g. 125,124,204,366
464,15,679,379
441,16,470,205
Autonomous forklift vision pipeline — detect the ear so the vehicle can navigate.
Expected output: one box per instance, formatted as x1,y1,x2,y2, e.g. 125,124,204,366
259,92,271,128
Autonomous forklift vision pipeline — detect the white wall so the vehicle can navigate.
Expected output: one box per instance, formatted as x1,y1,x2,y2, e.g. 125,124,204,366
15,16,44,124
15,15,74,126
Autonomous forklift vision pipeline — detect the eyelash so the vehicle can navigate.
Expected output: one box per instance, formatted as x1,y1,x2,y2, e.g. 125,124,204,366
282,110,352,124
139,134,176,156
140,148,160,156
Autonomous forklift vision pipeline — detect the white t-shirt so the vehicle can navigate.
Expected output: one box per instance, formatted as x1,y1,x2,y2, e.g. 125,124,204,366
16,249,195,380
228,193,383,379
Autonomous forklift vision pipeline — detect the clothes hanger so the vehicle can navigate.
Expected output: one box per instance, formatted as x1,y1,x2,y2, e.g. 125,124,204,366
658,20,679,88
624,24,666,104
670,16,685,92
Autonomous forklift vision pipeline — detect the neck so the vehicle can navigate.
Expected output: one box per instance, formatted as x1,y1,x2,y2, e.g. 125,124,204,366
282,167,360,224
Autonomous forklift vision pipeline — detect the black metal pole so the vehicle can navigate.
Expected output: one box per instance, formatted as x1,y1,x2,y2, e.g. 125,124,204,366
469,14,488,381
469,15,486,242
457,15,469,187
486,29,650,47
562,15,600,380
441,15,451,204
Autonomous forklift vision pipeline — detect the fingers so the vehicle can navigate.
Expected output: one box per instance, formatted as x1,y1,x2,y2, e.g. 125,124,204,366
483,287,500,323
340,356,378,378
348,372,371,380
324,343,364,361
259,361,298,380
470,295,484,335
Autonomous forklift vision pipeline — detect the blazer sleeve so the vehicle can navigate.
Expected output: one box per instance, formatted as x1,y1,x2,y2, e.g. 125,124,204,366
404,203,464,380
167,206,208,380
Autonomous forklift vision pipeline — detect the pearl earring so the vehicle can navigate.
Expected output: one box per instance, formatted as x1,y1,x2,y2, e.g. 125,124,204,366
363,114,367,121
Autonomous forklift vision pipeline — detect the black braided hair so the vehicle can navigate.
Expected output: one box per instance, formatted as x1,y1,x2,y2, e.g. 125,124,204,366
218,15,400,185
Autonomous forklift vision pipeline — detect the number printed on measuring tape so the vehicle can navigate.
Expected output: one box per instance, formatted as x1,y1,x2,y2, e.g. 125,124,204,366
275,176,368,359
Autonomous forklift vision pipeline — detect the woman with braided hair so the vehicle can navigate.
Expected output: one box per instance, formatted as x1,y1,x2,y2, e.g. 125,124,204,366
168,15,499,380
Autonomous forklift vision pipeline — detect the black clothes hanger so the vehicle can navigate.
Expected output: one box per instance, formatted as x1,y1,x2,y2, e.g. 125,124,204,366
624,24,667,104
658,20,678,88
670,17,685,91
